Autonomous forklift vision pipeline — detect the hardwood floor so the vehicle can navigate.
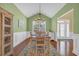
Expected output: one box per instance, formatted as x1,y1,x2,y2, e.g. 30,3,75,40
13,37,77,56
13,37,31,56
50,39,77,56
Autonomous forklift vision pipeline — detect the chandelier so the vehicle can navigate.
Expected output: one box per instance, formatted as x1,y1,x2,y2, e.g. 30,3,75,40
37,3,42,20
34,3,45,23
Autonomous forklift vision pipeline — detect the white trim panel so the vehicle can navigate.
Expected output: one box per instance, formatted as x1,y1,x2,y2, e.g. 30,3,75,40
13,32,30,47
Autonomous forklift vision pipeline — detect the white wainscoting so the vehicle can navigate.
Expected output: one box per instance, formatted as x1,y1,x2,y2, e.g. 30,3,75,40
73,34,79,55
13,32,30,47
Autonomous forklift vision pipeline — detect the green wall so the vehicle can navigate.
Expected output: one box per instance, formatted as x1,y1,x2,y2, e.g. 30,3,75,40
27,13,51,31
1,3,79,33
51,3,79,34
0,3,27,32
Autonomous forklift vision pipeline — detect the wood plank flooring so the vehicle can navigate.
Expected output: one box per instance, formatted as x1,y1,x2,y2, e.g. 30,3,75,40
13,37,77,56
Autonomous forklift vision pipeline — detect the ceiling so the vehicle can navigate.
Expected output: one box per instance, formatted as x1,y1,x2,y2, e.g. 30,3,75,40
14,3,66,18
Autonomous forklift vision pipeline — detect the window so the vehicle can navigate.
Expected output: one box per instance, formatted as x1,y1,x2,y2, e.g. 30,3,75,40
57,20,69,38
32,20,46,32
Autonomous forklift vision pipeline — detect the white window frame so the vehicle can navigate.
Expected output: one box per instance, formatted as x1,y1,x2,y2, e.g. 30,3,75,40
32,20,46,32
57,20,70,38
